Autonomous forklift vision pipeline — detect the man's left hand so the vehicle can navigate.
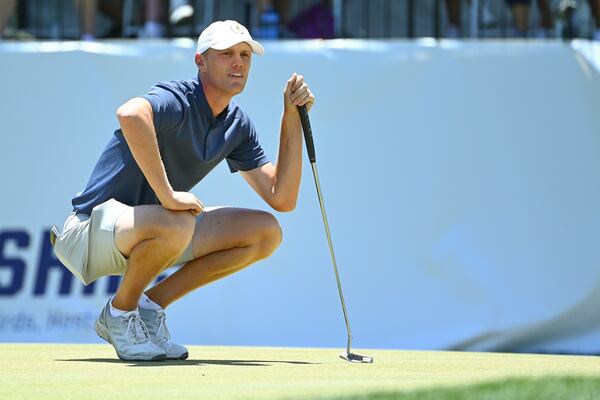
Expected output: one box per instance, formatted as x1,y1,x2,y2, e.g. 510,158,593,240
283,73,315,113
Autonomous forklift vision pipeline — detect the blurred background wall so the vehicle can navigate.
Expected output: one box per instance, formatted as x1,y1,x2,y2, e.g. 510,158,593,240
3,0,600,41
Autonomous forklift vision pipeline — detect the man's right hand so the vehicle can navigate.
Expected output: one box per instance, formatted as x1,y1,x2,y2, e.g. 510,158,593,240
161,191,204,216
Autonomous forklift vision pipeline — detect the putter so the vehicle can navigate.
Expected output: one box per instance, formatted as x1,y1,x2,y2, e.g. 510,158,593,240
297,105,373,364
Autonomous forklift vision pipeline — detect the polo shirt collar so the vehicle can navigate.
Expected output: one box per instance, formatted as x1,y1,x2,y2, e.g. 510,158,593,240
196,74,229,123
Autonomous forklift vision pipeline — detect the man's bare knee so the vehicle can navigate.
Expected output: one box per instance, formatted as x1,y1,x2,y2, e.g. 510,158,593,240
255,212,282,259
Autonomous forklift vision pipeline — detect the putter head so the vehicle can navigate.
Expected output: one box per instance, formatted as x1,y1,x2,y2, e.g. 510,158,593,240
340,352,374,363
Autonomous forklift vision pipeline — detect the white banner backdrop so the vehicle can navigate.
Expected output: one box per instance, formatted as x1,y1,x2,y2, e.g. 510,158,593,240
1,39,600,354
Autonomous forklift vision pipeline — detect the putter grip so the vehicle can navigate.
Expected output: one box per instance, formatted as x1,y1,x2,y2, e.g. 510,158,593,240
298,105,316,163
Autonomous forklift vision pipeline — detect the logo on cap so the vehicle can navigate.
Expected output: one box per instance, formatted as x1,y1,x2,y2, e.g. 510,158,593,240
230,22,245,35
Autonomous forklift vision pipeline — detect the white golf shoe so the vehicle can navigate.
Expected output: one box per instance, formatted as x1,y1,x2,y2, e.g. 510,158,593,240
95,301,167,361
139,307,189,360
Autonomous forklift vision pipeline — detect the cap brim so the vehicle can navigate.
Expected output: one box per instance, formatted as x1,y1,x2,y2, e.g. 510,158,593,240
210,39,264,55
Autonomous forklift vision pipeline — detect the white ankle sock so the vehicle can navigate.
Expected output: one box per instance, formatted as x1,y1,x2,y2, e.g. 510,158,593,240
138,293,163,310
109,299,132,318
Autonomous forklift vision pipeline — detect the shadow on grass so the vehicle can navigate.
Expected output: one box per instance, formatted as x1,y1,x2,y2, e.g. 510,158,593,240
55,358,319,367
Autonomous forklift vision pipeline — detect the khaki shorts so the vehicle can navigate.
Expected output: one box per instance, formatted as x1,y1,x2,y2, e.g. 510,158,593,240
53,198,195,285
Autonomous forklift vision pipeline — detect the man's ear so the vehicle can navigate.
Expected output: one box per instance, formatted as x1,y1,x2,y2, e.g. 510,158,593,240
195,52,207,71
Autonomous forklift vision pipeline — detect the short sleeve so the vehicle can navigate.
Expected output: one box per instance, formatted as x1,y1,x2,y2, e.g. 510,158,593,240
226,120,269,173
140,84,185,135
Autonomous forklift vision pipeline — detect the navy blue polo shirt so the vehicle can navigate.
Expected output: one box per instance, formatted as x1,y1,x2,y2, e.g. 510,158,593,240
72,75,269,215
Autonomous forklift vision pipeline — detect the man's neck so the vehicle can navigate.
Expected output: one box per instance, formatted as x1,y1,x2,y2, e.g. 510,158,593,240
200,79,232,118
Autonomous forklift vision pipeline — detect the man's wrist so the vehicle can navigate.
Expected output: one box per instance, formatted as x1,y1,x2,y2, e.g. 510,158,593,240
282,107,301,123
156,186,175,205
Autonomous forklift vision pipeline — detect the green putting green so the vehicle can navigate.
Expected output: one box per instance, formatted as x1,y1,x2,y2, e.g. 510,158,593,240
1,344,599,400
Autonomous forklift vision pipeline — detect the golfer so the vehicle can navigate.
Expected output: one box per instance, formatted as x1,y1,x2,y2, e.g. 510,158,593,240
52,20,314,361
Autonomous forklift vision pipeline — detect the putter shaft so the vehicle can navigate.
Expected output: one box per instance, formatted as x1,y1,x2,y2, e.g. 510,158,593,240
310,162,352,356
298,105,372,363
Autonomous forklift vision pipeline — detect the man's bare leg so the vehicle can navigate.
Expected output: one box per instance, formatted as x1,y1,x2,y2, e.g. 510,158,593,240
145,207,282,308
112,205,196,311
511,4,530,35
536,0,553,29
73,0,98,39
589,0,600,39
0,0,16,37
445,0,461,27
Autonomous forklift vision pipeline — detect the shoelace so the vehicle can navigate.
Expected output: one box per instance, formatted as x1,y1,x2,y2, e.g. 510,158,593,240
155,311,171,343
124,313,150,344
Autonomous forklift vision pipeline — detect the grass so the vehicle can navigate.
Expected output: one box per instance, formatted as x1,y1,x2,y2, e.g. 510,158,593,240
329,376,600,399
1,344,600,400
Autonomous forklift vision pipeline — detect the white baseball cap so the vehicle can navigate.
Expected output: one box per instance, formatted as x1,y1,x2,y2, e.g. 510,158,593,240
197,20,264,55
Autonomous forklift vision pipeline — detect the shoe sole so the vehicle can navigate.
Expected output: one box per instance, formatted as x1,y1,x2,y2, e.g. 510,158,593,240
95,319,167,362
167,352,189,360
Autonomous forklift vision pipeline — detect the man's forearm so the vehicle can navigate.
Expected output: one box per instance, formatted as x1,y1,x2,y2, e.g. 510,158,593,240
272,110,303,210
117,100,173,203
